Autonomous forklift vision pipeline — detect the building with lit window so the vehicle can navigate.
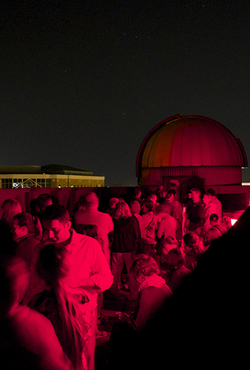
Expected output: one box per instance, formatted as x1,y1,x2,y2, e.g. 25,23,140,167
0,164,105,188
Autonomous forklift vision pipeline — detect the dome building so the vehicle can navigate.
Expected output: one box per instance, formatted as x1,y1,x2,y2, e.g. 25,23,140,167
136,115,248,188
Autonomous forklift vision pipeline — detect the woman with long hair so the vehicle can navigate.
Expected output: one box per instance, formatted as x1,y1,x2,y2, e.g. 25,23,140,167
0,255,73,370
29,244,90,370
109,201,141,300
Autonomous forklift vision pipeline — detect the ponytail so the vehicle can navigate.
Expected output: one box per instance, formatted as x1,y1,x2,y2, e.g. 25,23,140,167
13,212,43,240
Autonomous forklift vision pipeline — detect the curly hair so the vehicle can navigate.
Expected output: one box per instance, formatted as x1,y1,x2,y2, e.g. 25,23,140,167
130,254,160,278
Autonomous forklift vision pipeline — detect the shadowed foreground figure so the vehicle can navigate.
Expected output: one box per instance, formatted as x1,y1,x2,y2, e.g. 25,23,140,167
126,207,249,370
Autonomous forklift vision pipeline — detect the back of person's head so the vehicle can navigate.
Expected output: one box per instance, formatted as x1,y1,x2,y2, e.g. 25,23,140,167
37,193,53,211
184,232,202,255
1,199,22,224
167,248,185,268
13,212,43,240
37,243,86,369
157,236,178,262
29,198,40,215
130,254,160,278
129,200,141,214
84,192,99,210
207,188,216,197
210,213,219,226
108,197,119,209
41,204,70,224
0,255,30,318
134,187,142,197
183,232,199,247
203,227,222,247
114,200,132,219
37,244,69,286
84,224,99,239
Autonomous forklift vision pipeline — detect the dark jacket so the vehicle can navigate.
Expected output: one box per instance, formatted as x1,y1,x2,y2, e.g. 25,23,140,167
111,216,141,253
15,235,40,269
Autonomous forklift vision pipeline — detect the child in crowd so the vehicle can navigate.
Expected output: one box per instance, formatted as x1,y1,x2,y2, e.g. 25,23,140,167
12,212,43,268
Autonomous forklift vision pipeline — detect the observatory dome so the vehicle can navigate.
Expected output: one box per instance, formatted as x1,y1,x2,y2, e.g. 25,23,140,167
136,115,247,187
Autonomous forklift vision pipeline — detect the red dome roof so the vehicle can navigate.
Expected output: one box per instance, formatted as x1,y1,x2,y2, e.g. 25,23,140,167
136,115,248,176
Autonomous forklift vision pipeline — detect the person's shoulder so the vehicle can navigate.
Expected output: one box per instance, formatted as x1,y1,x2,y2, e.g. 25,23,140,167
99,211,114,224
21,235,40,246
72,229,101,249
13,306,53,334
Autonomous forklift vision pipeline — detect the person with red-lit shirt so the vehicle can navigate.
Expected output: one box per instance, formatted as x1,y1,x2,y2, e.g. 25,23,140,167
73,192,114,266
25,204,113,370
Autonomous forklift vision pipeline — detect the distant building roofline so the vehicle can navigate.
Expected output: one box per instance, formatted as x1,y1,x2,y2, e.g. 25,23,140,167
0,164,93,176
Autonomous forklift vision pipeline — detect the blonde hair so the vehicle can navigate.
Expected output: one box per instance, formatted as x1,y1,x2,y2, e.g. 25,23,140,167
1,199,22,225
38,244,89,369
114,200,132,219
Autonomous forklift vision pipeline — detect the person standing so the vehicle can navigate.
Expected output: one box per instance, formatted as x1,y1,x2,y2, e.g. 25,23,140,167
109,201,141,300
185,188,205,234
26,204,113,370
73,192,114,266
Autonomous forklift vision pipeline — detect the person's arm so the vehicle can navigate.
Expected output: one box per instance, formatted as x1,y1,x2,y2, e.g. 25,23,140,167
71,238,113,293
127,292,152,332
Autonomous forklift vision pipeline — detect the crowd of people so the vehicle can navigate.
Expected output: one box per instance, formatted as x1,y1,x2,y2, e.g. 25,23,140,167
0,186,230,369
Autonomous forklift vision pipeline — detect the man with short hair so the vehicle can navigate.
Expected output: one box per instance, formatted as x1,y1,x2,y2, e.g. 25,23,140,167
185,188,205,233
28,204,113,370
207,188,222,221
73,192,114,265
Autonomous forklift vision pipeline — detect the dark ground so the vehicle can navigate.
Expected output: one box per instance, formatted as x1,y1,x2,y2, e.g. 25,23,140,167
95,287,137,370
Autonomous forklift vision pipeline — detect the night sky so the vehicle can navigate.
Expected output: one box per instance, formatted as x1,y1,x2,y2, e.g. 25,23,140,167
1,0,250,186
